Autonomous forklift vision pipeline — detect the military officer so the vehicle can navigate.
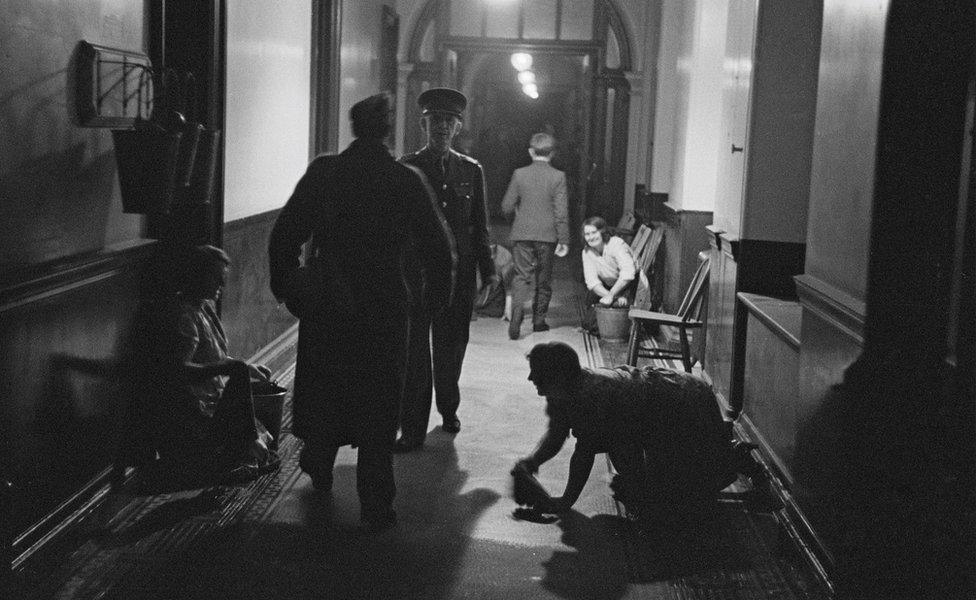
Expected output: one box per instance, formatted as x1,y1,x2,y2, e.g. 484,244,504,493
396,87,497,452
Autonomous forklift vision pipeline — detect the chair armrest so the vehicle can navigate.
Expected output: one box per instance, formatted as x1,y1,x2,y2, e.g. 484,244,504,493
627,308,703,328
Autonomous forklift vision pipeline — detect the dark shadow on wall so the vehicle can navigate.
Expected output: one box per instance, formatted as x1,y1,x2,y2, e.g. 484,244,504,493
791,349,975,600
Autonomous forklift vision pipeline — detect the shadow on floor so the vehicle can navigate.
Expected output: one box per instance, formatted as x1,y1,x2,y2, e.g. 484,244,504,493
93,434,499,599
541,511,631,599
624,506,755,582
539,504,758,600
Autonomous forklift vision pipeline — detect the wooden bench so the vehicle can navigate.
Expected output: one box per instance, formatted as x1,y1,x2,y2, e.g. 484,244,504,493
629,224,665,310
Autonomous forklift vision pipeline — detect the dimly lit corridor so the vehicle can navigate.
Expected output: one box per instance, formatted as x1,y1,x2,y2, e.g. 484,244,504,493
9,258,827,599
1,1,973,599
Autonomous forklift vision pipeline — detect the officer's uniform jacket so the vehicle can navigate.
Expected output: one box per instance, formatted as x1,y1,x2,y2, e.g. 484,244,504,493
400,147,494,287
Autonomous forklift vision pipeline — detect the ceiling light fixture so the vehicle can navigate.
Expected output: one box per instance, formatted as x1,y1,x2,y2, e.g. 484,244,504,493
510,52,532,72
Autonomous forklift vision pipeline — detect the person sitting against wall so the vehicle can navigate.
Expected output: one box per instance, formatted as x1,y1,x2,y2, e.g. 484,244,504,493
513,342,754,527
580,216,639,333
135,244,280,485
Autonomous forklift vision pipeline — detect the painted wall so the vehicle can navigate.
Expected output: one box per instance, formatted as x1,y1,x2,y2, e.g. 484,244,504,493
804,0,886,301
0,0,150,536
337,1,393,151
651,0,729,213
648,0,683,198
740,0,821,243
224,2,311,223
0,0,145,272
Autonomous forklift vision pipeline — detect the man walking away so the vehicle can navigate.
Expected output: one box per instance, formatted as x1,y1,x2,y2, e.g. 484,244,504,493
502,132,570,340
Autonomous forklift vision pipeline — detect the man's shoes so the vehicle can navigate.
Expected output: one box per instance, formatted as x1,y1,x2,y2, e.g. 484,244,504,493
298,447,334,492
509,306,524,340
532,322,550,332
442,415,461,434
392,436,424,453
308,472,334,492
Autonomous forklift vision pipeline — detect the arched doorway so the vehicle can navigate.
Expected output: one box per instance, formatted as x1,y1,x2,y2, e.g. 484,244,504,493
401,0,633,230
464,52,590,222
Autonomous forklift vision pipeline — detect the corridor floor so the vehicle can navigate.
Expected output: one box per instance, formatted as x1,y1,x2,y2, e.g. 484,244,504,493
13,261,829,600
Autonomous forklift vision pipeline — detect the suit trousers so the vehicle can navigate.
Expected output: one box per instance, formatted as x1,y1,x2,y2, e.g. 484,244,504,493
510,241,556,326
399,262,475,440
301,432,396,519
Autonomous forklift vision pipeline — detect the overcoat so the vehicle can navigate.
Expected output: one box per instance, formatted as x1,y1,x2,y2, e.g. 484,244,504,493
268,138,456,447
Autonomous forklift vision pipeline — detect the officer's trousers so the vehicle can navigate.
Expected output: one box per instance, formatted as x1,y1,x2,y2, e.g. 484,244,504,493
399,262,475,439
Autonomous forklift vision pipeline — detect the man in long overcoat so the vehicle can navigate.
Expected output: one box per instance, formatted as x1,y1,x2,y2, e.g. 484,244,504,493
268,93,456,530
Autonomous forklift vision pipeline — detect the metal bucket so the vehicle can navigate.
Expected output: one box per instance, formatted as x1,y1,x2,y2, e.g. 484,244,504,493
594,306,631,341
251,380,287,451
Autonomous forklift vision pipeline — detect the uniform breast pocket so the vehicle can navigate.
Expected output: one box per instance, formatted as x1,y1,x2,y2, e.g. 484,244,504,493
453,181,472,199
452,181,473,224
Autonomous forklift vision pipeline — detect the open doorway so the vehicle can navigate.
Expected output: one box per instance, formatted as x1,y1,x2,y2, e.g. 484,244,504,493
401,0,634,239
459,52,591,237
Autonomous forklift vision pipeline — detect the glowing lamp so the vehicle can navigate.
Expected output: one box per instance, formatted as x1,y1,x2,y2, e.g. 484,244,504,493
510,52,533,71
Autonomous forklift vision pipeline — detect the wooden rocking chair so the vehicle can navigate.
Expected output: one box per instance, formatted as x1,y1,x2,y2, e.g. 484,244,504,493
625,255,710,372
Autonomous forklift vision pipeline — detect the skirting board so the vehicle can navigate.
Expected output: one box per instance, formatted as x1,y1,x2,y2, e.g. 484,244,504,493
732,416,835,596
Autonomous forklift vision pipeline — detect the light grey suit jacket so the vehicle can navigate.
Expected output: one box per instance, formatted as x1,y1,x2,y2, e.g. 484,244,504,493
501,159,570,244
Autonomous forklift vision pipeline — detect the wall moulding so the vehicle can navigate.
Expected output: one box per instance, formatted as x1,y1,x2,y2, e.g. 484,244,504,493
0,240,157,313
794,274,865,344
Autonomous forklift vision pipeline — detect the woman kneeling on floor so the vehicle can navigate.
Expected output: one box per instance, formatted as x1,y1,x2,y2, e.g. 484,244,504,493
514,342,753,526
580,216,639,333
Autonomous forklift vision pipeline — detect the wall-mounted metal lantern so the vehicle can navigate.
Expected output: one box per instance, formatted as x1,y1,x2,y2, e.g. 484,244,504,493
74,41,220,215
74,41,154,128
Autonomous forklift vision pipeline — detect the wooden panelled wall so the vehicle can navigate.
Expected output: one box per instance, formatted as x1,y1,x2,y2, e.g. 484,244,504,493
0,243,155,548
221,211,297,362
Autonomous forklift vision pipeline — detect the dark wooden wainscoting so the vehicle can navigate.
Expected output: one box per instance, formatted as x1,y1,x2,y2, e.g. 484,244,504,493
659,209,713,314
631,188,713,315
0,241,157,555
704,229,805,414
221,210,297,363
737,292,802,486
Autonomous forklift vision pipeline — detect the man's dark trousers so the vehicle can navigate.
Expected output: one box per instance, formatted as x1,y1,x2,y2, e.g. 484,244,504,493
510,241,556,327
400,260,475,439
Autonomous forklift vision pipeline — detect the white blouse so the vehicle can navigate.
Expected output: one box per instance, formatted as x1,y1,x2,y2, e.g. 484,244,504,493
581,236,637,291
